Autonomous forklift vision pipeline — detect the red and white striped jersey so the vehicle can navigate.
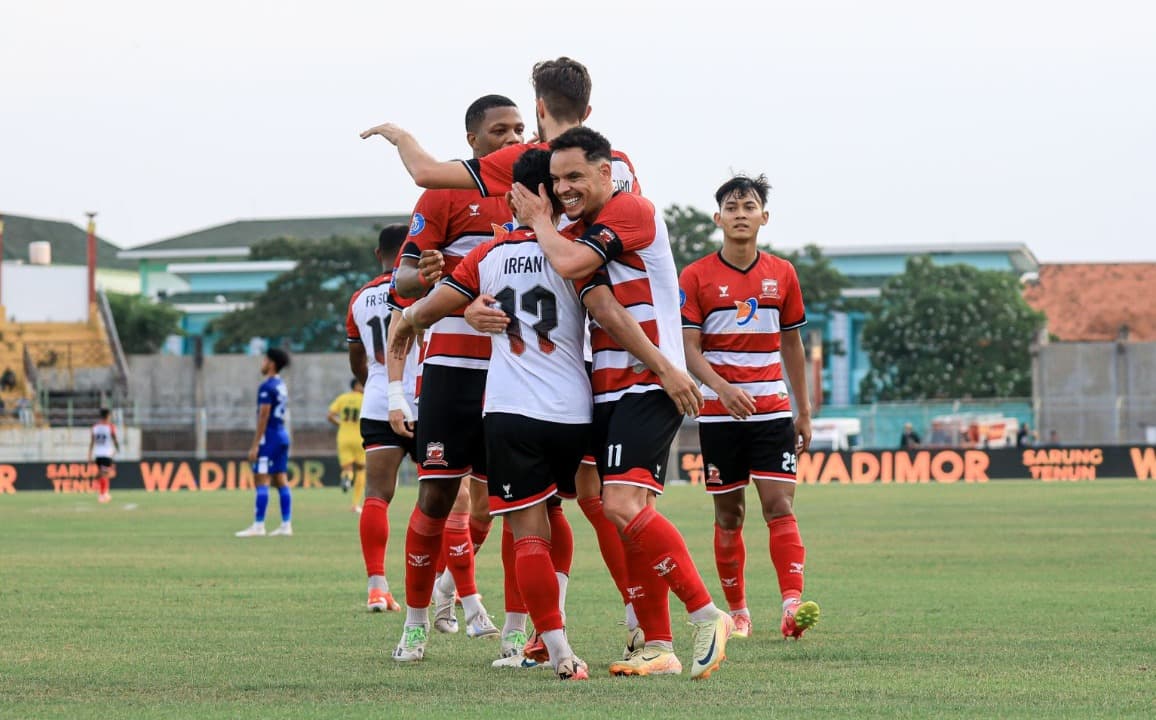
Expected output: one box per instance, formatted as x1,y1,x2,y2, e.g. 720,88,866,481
578,192,686,403
461,141,642,198
679,251,806,423
444,227,598,424
347,269,420,421
403,188,511,370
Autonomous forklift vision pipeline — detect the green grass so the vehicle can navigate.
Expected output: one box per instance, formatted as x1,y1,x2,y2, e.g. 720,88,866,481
2,481,1154,719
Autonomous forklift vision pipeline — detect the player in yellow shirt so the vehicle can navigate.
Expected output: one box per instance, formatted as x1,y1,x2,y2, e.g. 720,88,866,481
328,379,367,513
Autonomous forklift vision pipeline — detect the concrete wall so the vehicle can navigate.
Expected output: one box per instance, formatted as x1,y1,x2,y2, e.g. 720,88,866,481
1034,340,1156,444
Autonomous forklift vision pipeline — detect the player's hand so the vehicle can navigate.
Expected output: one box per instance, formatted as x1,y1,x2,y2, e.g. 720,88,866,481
390,317,417,359
509,182,553,227
660,368,705,418
717,383,757,420
795,415,812,453
417,249,444,287
464,294,510,334
247,444,258,463
388,409,414,438
359,122,409,145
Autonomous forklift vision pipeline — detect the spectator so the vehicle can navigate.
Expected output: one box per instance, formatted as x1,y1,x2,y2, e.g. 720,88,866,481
14,397,32,426
1048,429,1060,446
0,367,16,392
1017,423,1037,448
899,422,922,450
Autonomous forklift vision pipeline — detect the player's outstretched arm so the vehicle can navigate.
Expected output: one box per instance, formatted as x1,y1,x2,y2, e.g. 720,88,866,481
780,328,812,452
394,251,445,299
583,286,704,417
360,122,475,190
682,328,757,420
511,182,603,279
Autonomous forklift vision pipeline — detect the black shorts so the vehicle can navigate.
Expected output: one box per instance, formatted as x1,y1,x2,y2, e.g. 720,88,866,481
699,417,798,495
484,413,587,514
592,390,682,494
415,364,487,481
94,457,114,469
360,418,418,463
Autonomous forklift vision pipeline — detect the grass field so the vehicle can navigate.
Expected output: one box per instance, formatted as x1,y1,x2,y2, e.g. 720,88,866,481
2,481,1154,719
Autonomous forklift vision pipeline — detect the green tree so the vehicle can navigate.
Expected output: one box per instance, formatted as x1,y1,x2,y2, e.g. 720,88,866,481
106,292,183,354
209,235,377,353
775,244,853,316
664,204,720,274
859,256,1044,401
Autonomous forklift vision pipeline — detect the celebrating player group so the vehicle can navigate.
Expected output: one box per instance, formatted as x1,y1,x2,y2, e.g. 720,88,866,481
355,57,820,681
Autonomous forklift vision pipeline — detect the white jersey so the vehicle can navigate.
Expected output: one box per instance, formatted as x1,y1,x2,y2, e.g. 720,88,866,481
91,422,117,459
346,272,420,422
443,229,596,425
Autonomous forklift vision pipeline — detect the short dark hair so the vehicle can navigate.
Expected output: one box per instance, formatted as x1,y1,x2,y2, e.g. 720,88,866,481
549,126,612,164
714,174,772,208
378,224,407,260
349,377,360,390
464,94,518,133
512,149,561,215
531,57,591,123
266,347,290,372
99,408,111,420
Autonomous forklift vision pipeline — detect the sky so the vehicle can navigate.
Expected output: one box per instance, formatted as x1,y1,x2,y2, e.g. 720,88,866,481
2,0,1154,263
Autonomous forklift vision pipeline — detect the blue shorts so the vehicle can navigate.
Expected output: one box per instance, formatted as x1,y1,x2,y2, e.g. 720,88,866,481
254,440,290,475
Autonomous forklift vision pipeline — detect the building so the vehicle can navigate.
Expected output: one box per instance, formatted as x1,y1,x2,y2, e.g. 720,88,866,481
118,214,408,354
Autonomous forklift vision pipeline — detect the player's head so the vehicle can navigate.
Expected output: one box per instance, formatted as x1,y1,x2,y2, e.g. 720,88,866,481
99,408,111,420
548,126,614,221
509,148,562,222
530,57,592,138
264,347,290,375
464,94,524,159
350,377,363,392
376,223,407,269
713,174,771,244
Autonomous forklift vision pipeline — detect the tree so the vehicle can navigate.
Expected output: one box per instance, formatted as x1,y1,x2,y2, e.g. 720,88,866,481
859,256,1044,401
664,204,720,274
775,244,853,316
106,292,183,354
209,235,378,353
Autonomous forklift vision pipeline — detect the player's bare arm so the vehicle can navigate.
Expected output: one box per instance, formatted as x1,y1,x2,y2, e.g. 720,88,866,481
326,408,341,427
385,309,415,438
359,122,475,190
511,182,602,279
249,404,271,463
394,251,445,299
583,285,704,417
780,328,812,452
87,434,94,463
391,285,469,359
463,294,510,334
348,341,369,385
682,328,757,420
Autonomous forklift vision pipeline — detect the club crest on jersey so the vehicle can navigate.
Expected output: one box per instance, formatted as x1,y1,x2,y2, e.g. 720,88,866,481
706,463,722,485
735,298,759,327
468,203,481,216
424,442,447,467
761,278,779,299
679,289,686,308
597,227,617,248
409,213,426,236
718,285,730,298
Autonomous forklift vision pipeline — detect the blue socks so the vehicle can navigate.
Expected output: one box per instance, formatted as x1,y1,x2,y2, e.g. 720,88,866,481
255,485,269,522
278,485,292,522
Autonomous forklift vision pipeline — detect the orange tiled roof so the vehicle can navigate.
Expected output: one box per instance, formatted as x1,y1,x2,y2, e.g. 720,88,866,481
1022,263,1156,342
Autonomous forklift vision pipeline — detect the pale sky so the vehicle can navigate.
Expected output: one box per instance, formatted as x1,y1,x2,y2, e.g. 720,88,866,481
2,0,1154,262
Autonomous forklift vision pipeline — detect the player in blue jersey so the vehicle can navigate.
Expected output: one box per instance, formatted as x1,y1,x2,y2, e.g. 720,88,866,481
236,348,294,537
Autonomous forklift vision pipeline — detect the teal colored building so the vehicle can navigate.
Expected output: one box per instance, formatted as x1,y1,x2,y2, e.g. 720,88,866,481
791,242,1039,406
118,214,408,354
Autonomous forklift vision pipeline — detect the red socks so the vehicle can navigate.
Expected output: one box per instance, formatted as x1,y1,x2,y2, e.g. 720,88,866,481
469,515,492,551
622,531,673,643
501,522,526,613
404,506,447,609
360,497,389,577
513,536,563,633
713,524,747,612
442,511,478,597
547,504,573,576
623,505,712,615
578,496,631,604
769,514,806,601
